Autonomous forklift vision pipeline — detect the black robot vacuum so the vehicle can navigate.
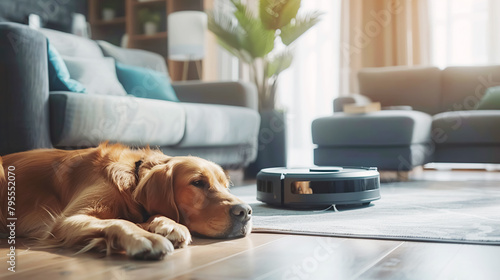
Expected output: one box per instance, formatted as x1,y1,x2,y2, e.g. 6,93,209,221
256,166,381,208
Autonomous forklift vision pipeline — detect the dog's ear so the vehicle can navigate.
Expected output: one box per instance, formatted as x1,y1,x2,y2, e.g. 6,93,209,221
0,156,4,185
132,163,179,222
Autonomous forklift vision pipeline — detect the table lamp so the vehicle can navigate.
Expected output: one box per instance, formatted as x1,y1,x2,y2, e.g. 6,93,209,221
168,11,207,80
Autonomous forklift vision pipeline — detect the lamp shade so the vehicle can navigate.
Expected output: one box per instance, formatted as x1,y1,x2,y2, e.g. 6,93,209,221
168,11,207,61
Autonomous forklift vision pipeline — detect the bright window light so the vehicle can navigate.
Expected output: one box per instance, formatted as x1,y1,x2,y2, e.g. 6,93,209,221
430,0,495,68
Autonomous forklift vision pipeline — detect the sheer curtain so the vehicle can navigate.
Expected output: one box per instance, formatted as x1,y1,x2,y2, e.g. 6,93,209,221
341,0,431,94
429,0,500,67
276,0,342,167
203,0,241,81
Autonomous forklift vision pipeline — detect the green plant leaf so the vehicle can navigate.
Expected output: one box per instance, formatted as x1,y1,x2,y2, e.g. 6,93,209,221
266,49,294,77
102,0,120,10
259,0,301,30
137,8,161,25
217,38,253,64
229,0,275,58
208,9,264,62
150,12,161,24
280,11,322,46
242,23,275,58
207,10,244,54
259,0,277,29
279,0,301,28
138,9,149,24
231,0,256,31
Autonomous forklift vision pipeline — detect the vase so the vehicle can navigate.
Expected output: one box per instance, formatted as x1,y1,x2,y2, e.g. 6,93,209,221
144,22,158,35
102,8,115,21
245,109,287,178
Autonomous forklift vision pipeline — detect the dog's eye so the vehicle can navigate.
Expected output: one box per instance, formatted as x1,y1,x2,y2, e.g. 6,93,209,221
191,180,206,188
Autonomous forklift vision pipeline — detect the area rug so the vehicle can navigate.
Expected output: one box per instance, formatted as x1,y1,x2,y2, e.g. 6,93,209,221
232,180,500,245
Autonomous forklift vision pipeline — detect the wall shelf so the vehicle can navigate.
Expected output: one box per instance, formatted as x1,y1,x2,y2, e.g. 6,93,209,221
88,0,204,81
133,0,166,8
93,17,127,26
130,32,168,41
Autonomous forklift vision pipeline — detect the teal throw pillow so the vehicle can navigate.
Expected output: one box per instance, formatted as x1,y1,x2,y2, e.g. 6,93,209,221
115,62,179,102
476,86,500,110
47,40,87,93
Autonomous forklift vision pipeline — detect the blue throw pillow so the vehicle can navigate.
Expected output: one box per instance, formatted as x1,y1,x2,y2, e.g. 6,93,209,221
115,62,179,102
47,40,87,93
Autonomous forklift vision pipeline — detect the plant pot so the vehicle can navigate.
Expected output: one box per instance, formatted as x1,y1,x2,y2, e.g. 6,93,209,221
102,8,115,21
245,109,287,178
144,22,158,35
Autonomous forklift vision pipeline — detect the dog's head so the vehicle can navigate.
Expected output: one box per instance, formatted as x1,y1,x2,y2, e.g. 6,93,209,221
133,156,252,238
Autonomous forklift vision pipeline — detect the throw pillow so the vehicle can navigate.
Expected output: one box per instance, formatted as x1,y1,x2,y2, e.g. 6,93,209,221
63,56,127,96
475,86,500,110
115,62,179,102
47,40,87,93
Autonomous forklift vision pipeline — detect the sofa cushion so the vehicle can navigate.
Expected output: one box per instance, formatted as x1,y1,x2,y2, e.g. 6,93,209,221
358,66,442,115
441,66,500,112
172,81,259,110
47,40,87,93
161,146,258,168
39,28,103,58
97,40,168,74
434,145,500,163
475,86,500,110
312,110,433,146
432,111,500,144
49,92,185,147
63,56,127,96
176,103,260,148
314,144,432,171
115,62,179,102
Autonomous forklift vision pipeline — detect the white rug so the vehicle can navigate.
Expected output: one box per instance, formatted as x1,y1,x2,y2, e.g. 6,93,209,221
233,180,500,245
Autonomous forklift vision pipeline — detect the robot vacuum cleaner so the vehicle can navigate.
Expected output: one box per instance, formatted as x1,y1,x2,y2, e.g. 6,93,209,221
256,166,380,208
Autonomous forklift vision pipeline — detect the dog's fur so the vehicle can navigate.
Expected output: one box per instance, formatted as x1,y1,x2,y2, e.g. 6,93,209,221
0,143,252,260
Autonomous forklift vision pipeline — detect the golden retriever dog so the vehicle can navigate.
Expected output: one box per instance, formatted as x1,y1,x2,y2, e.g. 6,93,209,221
0,143,252,260
291,181,313,194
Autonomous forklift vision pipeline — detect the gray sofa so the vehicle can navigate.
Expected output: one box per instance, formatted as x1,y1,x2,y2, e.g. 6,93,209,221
0,23,260,168
312,65,500,170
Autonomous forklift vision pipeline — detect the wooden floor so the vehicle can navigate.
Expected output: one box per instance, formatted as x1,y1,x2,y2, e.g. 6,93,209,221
2,169,500,280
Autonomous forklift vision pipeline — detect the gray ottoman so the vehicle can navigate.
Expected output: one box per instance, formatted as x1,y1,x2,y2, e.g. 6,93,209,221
312,110,433,170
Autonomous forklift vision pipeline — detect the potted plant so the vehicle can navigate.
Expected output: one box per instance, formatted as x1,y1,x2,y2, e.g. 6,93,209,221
208,0,321,174
138,9,161,35
102,0,120,21
208,0,321,112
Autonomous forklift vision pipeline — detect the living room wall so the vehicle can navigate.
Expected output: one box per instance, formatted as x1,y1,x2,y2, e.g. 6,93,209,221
0,0,87,32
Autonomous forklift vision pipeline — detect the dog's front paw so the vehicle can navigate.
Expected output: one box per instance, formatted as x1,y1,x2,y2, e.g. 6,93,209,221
154,222,192,248
124,232,174,260
147,216,192,248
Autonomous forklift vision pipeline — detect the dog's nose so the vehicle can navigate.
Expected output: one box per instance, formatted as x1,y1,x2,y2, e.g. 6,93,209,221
230,204,252,222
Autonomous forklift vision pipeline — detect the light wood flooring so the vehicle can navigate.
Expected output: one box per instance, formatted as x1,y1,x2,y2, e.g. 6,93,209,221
1,169,500,280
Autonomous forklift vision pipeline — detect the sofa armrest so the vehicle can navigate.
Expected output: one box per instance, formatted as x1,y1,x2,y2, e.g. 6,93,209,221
0,23,52,155
333,94,372,113
172,81,258,111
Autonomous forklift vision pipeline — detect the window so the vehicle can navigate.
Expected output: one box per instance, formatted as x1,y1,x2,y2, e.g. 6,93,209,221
430,0,500,67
